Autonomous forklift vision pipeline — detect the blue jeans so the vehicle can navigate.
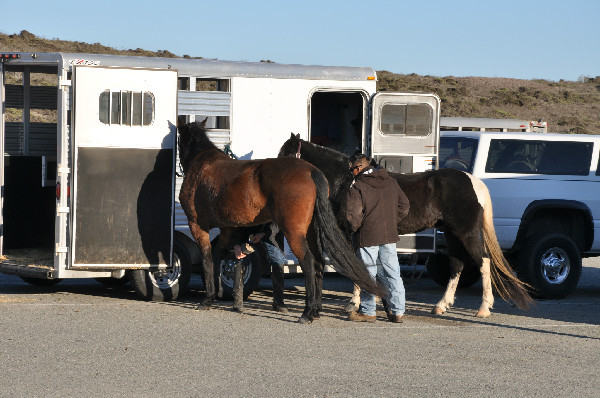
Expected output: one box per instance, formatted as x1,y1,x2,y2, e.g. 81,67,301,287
263,241,286,268
357,243,405,316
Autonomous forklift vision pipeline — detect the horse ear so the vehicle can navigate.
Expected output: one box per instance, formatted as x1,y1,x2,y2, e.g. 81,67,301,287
200,117,208,128
294,133,300,139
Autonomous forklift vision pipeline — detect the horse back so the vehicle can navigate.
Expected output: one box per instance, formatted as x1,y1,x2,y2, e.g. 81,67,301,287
180,155,318,229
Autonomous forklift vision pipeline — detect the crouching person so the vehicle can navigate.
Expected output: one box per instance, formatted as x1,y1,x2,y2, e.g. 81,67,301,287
343,154,410,323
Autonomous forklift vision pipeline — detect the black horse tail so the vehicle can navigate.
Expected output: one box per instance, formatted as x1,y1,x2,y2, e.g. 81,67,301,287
478,178,535,310
310,170,377,295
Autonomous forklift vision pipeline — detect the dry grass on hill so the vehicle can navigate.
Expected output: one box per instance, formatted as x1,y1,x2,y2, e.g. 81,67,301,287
2,30,599,134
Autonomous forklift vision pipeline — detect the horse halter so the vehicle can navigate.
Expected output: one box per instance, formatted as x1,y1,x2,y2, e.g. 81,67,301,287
295,141,302,159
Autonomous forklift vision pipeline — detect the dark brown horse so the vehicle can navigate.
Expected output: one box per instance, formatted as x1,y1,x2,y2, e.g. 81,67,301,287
279,134,534,317
177,120,376,323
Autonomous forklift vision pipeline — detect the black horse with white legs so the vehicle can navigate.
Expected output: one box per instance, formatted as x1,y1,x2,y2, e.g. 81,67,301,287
278,134,534,317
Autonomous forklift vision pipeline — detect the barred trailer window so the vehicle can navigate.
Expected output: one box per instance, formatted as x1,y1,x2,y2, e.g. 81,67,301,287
99,90,155,126
379,103,433,136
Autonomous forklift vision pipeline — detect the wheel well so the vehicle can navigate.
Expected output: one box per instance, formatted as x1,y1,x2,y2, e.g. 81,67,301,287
515,203,593,252
174,230,201,265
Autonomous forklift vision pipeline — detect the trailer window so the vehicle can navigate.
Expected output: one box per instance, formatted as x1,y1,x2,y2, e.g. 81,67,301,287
99,90,154,126
380,103,433,136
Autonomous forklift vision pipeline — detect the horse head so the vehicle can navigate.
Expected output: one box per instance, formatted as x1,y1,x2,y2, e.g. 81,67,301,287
277,133,302,158
177,117,210,173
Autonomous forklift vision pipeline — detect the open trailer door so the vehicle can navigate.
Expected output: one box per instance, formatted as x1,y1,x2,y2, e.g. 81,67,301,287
71,66,178,268
370,92,440,255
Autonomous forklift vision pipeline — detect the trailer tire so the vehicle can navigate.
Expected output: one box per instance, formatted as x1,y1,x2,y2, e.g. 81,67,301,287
426,253,480,288
210,236,264,300
128,240,192,301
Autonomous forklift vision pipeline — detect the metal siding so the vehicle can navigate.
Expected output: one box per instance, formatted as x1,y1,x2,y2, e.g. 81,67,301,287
178,91,231,116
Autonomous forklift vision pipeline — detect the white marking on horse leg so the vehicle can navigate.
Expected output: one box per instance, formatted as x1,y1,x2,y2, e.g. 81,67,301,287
345,284,361,312
476,257,494,318
433,271,461,315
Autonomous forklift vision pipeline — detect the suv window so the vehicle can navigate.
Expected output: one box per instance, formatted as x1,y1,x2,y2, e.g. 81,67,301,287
485,139,593,175
439,137,478,173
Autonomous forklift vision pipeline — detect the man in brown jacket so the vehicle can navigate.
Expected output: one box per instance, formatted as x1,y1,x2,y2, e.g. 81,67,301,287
343,154,410,323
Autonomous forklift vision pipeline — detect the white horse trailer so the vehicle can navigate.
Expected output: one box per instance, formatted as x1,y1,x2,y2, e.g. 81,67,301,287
0,52,440,300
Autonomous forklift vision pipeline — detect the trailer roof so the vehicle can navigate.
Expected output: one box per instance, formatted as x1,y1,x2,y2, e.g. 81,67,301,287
1,52,377,81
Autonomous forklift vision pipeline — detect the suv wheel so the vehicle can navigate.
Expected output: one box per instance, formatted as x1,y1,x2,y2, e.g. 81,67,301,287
517,233,581,299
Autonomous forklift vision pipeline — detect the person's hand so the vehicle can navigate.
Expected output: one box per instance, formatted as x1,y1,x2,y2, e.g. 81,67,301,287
233,245,246,259
249,232,266,244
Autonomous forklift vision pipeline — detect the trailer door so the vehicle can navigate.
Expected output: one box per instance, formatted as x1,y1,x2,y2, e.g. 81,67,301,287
71,66,177,268
370,92,440,255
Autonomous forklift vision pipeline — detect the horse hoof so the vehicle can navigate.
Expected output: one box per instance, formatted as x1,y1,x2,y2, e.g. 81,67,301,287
344,303,358,313
273,303,289,313
196,304,210,311
298,316,313,324
431,306,445,315
475,309,491,318
233,307,244,313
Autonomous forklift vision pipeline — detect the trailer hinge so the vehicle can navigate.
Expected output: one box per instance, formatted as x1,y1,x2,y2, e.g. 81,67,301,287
57,207,70,214
59,79,72,87
55,246,68,253
58,167,71,174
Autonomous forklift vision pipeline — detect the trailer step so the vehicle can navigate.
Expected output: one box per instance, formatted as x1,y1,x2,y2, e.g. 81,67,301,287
0,261,53,279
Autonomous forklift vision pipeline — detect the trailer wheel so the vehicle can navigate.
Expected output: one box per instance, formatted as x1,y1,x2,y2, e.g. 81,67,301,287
129,240,192,301
426,253,480,288
210,236,264,300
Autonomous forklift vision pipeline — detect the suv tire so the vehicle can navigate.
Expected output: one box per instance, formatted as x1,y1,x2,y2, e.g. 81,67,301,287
517,233,581,299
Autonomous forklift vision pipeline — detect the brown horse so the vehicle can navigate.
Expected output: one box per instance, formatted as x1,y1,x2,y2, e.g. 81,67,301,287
279,134,534,318
177,120,376,323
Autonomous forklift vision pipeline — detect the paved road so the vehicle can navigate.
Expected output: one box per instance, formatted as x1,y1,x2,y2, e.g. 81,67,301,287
1,259,599,398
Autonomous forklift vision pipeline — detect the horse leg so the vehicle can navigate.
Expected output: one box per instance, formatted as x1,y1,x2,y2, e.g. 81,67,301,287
345,284,361,313
314,265,323,319
287,234,317,324
271,262,287,313
307,224,323,319
432,257,462,315
475,257,494,318
455,230,492,317
233,259,244,313
189,223,215,310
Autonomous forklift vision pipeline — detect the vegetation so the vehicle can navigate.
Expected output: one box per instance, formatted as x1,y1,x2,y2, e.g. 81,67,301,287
2,30,599,134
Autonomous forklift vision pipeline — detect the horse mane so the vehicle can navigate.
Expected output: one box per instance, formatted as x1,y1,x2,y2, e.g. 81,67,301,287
179,119,227,173
188,122,222,154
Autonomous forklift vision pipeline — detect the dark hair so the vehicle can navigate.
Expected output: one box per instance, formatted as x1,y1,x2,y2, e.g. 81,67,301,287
349,153,370,167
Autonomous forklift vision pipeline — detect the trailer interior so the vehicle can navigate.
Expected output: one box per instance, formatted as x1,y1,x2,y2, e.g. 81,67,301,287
2,61,58,270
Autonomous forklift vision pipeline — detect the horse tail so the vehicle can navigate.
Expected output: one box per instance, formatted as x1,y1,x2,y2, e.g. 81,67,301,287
478,178,534,310
310,170,377,295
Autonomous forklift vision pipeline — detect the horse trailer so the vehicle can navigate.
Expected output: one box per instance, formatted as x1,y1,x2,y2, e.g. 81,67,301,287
0,52,440,300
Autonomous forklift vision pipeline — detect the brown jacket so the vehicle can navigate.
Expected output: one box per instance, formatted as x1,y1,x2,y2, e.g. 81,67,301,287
343,166,410,248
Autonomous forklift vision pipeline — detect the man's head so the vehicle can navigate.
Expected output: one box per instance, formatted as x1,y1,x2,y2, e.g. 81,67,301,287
348,153,371,176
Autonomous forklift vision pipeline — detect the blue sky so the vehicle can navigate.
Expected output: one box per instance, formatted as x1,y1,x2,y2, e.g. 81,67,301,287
1,0,598,81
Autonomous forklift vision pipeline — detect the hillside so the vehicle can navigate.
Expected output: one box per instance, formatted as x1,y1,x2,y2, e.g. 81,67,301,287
2,30,599,134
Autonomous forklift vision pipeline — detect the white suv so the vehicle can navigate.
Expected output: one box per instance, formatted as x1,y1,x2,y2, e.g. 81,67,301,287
439,130,600,298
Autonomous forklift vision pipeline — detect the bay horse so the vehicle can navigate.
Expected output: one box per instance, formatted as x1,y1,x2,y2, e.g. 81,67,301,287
177,120,377,323
278,134,534,317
